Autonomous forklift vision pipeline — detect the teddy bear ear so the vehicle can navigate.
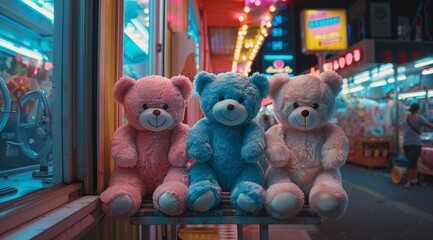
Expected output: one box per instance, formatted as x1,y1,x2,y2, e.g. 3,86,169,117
268,73,289,99
112,75,135,104
319,70,343,95
193,71,215,96
171,75,193,101
250,72,270,99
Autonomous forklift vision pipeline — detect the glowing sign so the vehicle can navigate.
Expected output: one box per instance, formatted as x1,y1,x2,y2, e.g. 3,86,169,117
272,15,288,26
265,59,294,74
300,9,348,53
271,28,288,37
309,48,362,75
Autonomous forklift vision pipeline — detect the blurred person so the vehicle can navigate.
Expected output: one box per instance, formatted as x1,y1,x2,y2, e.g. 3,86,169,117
402,103,433,188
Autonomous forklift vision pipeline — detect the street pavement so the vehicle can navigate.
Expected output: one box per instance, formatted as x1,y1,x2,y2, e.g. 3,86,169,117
310,163,433,240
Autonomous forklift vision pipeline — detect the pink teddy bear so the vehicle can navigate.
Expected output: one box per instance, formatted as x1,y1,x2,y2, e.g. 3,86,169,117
264,71,349,221
100,75,192,218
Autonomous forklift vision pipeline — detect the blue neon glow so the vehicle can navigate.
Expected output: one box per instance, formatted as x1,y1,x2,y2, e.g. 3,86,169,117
264,55,294,61
0,37,45,60
308,17,340,28
272,15,288,26
271,28,288,37
21,0,54,24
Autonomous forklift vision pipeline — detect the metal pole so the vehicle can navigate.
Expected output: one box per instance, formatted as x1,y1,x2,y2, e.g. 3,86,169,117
394,64,400,155
315,52,327,72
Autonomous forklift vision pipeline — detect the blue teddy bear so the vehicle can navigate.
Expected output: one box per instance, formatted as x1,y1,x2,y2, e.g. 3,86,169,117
187,71,270,214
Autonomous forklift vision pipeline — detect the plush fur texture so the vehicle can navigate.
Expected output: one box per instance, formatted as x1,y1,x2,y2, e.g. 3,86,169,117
187,71,269,214
264,71,349,221
100,75,192,218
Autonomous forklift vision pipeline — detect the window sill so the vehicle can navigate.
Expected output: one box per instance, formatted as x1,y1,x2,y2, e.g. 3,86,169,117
0,194,101,240
0,183,102,239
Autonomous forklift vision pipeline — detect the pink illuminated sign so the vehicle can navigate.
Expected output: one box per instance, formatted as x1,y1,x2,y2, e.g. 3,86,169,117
309,48,362,75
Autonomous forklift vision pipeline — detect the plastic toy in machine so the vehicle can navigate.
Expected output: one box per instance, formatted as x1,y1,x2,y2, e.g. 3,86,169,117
15,90,52,179
0,76,12,132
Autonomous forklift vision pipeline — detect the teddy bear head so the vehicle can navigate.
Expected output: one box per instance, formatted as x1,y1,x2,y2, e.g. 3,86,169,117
269,71,343,131
113,75,192,131
194,71,269,126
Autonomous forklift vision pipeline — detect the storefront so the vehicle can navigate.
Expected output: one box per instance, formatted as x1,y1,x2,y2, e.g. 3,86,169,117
307,39,433,167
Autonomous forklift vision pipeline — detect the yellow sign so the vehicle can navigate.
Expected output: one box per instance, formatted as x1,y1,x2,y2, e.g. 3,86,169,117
301,9,348,53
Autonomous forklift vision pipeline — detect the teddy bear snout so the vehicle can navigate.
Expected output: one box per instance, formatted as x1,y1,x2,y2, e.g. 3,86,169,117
153,109,161,116
301,110,309,117
227,104,235,111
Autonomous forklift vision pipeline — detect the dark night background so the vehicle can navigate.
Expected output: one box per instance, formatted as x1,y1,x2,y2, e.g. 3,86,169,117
251,0,433,75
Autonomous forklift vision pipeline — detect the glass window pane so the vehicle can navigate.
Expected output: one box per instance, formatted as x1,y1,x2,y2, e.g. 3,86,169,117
0,0,59,203
123,0,151,78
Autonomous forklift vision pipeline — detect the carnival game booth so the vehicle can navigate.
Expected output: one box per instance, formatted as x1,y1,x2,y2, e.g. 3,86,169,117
335,96,398,167
308,39,433,168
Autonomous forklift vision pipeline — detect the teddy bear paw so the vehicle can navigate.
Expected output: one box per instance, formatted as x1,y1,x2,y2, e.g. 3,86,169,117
193,191,217,212
158,192,179,215
314,193,339,217
236,193,259,213
109,195,133,216
267,192,302,218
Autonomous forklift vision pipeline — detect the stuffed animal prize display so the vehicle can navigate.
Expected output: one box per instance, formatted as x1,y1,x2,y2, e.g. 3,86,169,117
100,75,192,218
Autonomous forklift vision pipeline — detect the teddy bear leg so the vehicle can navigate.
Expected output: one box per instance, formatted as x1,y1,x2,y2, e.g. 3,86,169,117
230,164,265,213
308,169,348,220
153,167,188,216
100,168,145,218
264,167,305,219
187,163,221,212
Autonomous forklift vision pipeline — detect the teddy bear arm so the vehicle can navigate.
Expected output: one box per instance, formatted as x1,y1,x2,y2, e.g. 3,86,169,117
168,124,190,167
265,126,291,168
186,120,213,162
110,124,138,168
321,124,349,169
241,121,266,163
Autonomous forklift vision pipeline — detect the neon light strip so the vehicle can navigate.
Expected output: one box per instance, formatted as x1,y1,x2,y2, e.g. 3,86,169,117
263,55,294,60
371,80,387,87
399,91,425,99
131,19,149,42
353,76,370,84
21,0,54,24
0,38,44,60
397,75,407,81
372,68,394,79
353,70,369,80
414,59,433,68
349,86,364,93
231,61,237,72
422,69,433,75
379,63,394,71
124,22,148,55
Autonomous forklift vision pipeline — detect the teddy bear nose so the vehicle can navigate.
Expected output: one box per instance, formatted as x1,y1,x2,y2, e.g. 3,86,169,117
301,110,309,117
153,109,161,116
227,104,235,111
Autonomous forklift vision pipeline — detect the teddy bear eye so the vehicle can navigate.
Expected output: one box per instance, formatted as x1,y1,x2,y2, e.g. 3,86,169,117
143,104,148,109
293,102,299,108
163,104,169,110
312,103,319,109
238,97,244,103
218,96,224,101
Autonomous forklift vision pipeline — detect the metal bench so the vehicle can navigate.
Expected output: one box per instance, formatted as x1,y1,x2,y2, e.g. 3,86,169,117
131,192,320,240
